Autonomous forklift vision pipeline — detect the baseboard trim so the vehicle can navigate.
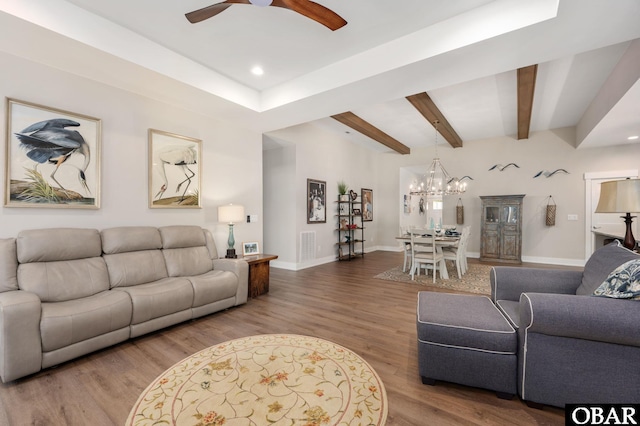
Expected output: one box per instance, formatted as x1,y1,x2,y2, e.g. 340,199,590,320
271,248,586,271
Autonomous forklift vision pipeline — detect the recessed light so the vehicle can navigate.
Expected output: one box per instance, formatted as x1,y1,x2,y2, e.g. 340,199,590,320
628,135,639,140
251,66,264,76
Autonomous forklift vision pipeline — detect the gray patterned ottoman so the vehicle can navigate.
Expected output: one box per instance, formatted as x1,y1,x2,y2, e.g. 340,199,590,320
416,291,517,399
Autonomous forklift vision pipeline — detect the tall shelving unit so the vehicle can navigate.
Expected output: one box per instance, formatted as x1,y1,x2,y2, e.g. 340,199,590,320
336,196,365,260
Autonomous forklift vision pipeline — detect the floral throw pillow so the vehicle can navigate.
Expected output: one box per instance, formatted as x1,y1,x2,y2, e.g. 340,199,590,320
593,258,640,300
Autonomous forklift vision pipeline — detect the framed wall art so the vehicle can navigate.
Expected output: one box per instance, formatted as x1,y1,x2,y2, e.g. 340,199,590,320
4,98,101,208
149,129,202,209
307,178,326,223
362,188,373,221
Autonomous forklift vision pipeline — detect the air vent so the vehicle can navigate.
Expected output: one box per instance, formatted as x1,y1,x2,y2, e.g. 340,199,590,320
300,231,316,262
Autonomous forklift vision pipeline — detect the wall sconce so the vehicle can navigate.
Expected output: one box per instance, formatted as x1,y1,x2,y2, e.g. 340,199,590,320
218,203,245,258
595,178,640,250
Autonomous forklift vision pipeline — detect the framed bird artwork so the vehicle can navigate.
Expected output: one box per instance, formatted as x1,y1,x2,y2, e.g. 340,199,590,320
4,98,101,209
148,129,202,209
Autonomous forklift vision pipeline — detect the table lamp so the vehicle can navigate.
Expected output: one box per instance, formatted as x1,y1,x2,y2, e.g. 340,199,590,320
218,204,245,258
595,178,640,250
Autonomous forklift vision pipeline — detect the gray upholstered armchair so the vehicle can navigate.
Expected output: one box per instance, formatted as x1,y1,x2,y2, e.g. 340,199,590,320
490,241,640,408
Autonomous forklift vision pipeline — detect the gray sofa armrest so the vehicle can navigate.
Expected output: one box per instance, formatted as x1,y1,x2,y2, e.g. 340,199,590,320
491,267,583,302
213,259,249,305
0,290,43,382
520,293,640,347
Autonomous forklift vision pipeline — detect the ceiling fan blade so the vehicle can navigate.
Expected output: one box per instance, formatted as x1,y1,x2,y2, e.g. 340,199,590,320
185,0,251,23
272,0,347,30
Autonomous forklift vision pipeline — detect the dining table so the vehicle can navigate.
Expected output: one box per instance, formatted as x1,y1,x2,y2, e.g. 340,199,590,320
396,232,461,279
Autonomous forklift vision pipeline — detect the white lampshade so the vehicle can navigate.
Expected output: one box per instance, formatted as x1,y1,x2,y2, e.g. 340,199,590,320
218,204,245,224
595,179,640,213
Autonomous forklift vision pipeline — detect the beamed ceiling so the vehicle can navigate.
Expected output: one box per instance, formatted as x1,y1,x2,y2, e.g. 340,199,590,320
0,0,639,153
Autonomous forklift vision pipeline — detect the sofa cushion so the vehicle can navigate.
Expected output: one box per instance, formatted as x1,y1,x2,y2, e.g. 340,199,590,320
593,259,640,300
159,226,205,249
101,227,162,254
17,228,101,263
114,277,193,325
164,246,212,277
40,290,132,352
417,293,516,353
0,238,18,292
103,250,168,288
190,270,239,308
576,241,639,296
495,300,520,328
18,257,110,302
204,230,219,261
160,226,214,277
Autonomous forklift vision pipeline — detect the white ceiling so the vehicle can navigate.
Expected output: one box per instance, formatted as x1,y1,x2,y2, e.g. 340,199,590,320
1,0,639,152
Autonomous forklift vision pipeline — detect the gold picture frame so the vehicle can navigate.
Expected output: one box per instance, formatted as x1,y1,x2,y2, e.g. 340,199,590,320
4,98,101,208
148,129,202,209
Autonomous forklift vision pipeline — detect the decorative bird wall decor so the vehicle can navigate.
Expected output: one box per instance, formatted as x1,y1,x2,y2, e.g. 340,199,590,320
488,163,519,171
447,176,473,185
533,169,569,178
15,118,91,195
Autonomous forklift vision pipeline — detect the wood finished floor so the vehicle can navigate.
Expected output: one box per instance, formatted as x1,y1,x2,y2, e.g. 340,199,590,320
0,251,566,425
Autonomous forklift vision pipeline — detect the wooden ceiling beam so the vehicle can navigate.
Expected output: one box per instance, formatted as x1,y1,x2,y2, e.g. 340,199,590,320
406,92,463,148
331,111,411,155
517,64,538,140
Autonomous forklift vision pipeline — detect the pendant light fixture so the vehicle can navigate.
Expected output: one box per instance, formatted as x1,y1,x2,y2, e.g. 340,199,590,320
410,121,467,197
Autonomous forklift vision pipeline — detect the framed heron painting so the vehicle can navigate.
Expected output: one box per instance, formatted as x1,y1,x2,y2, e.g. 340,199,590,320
148,129,202,209
4,98,101,208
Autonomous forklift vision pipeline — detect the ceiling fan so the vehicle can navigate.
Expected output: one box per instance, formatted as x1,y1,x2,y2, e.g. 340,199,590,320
185,0,347,31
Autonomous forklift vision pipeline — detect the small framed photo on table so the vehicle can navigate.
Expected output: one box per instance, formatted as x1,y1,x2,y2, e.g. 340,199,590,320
352,208,361,215
242,241,260,256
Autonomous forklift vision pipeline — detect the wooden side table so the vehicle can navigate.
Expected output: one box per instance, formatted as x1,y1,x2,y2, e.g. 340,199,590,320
243,254,278,298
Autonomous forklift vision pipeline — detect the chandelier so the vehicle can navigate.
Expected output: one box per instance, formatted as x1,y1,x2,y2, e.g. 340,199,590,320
409,120,467,196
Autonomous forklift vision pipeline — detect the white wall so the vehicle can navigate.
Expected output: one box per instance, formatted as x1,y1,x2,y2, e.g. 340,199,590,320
264,123,640,268
263,143,297,263
376,128,640,265
264,123,379,269
0,51,264,255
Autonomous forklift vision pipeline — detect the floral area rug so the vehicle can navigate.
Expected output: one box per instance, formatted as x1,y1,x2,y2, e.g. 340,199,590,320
126,334,387,426
373,262,492,295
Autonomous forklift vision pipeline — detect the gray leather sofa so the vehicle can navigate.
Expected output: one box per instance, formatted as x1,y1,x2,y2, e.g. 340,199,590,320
491,241,640,407
0,225,248,383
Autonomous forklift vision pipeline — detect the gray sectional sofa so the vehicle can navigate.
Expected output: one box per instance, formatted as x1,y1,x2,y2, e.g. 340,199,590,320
491,241,640,407
0,225,248,383
417,241,640,408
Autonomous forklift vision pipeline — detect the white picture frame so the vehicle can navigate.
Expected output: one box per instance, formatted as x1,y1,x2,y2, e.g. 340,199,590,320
242,241,259,256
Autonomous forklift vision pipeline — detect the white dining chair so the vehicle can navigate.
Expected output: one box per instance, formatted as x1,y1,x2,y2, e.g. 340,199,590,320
442,226,470,278
410,231,445,283
400,226,412,272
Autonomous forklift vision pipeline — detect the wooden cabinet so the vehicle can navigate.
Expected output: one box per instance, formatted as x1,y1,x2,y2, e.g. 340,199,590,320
479,195,525,263
336,197,365,260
